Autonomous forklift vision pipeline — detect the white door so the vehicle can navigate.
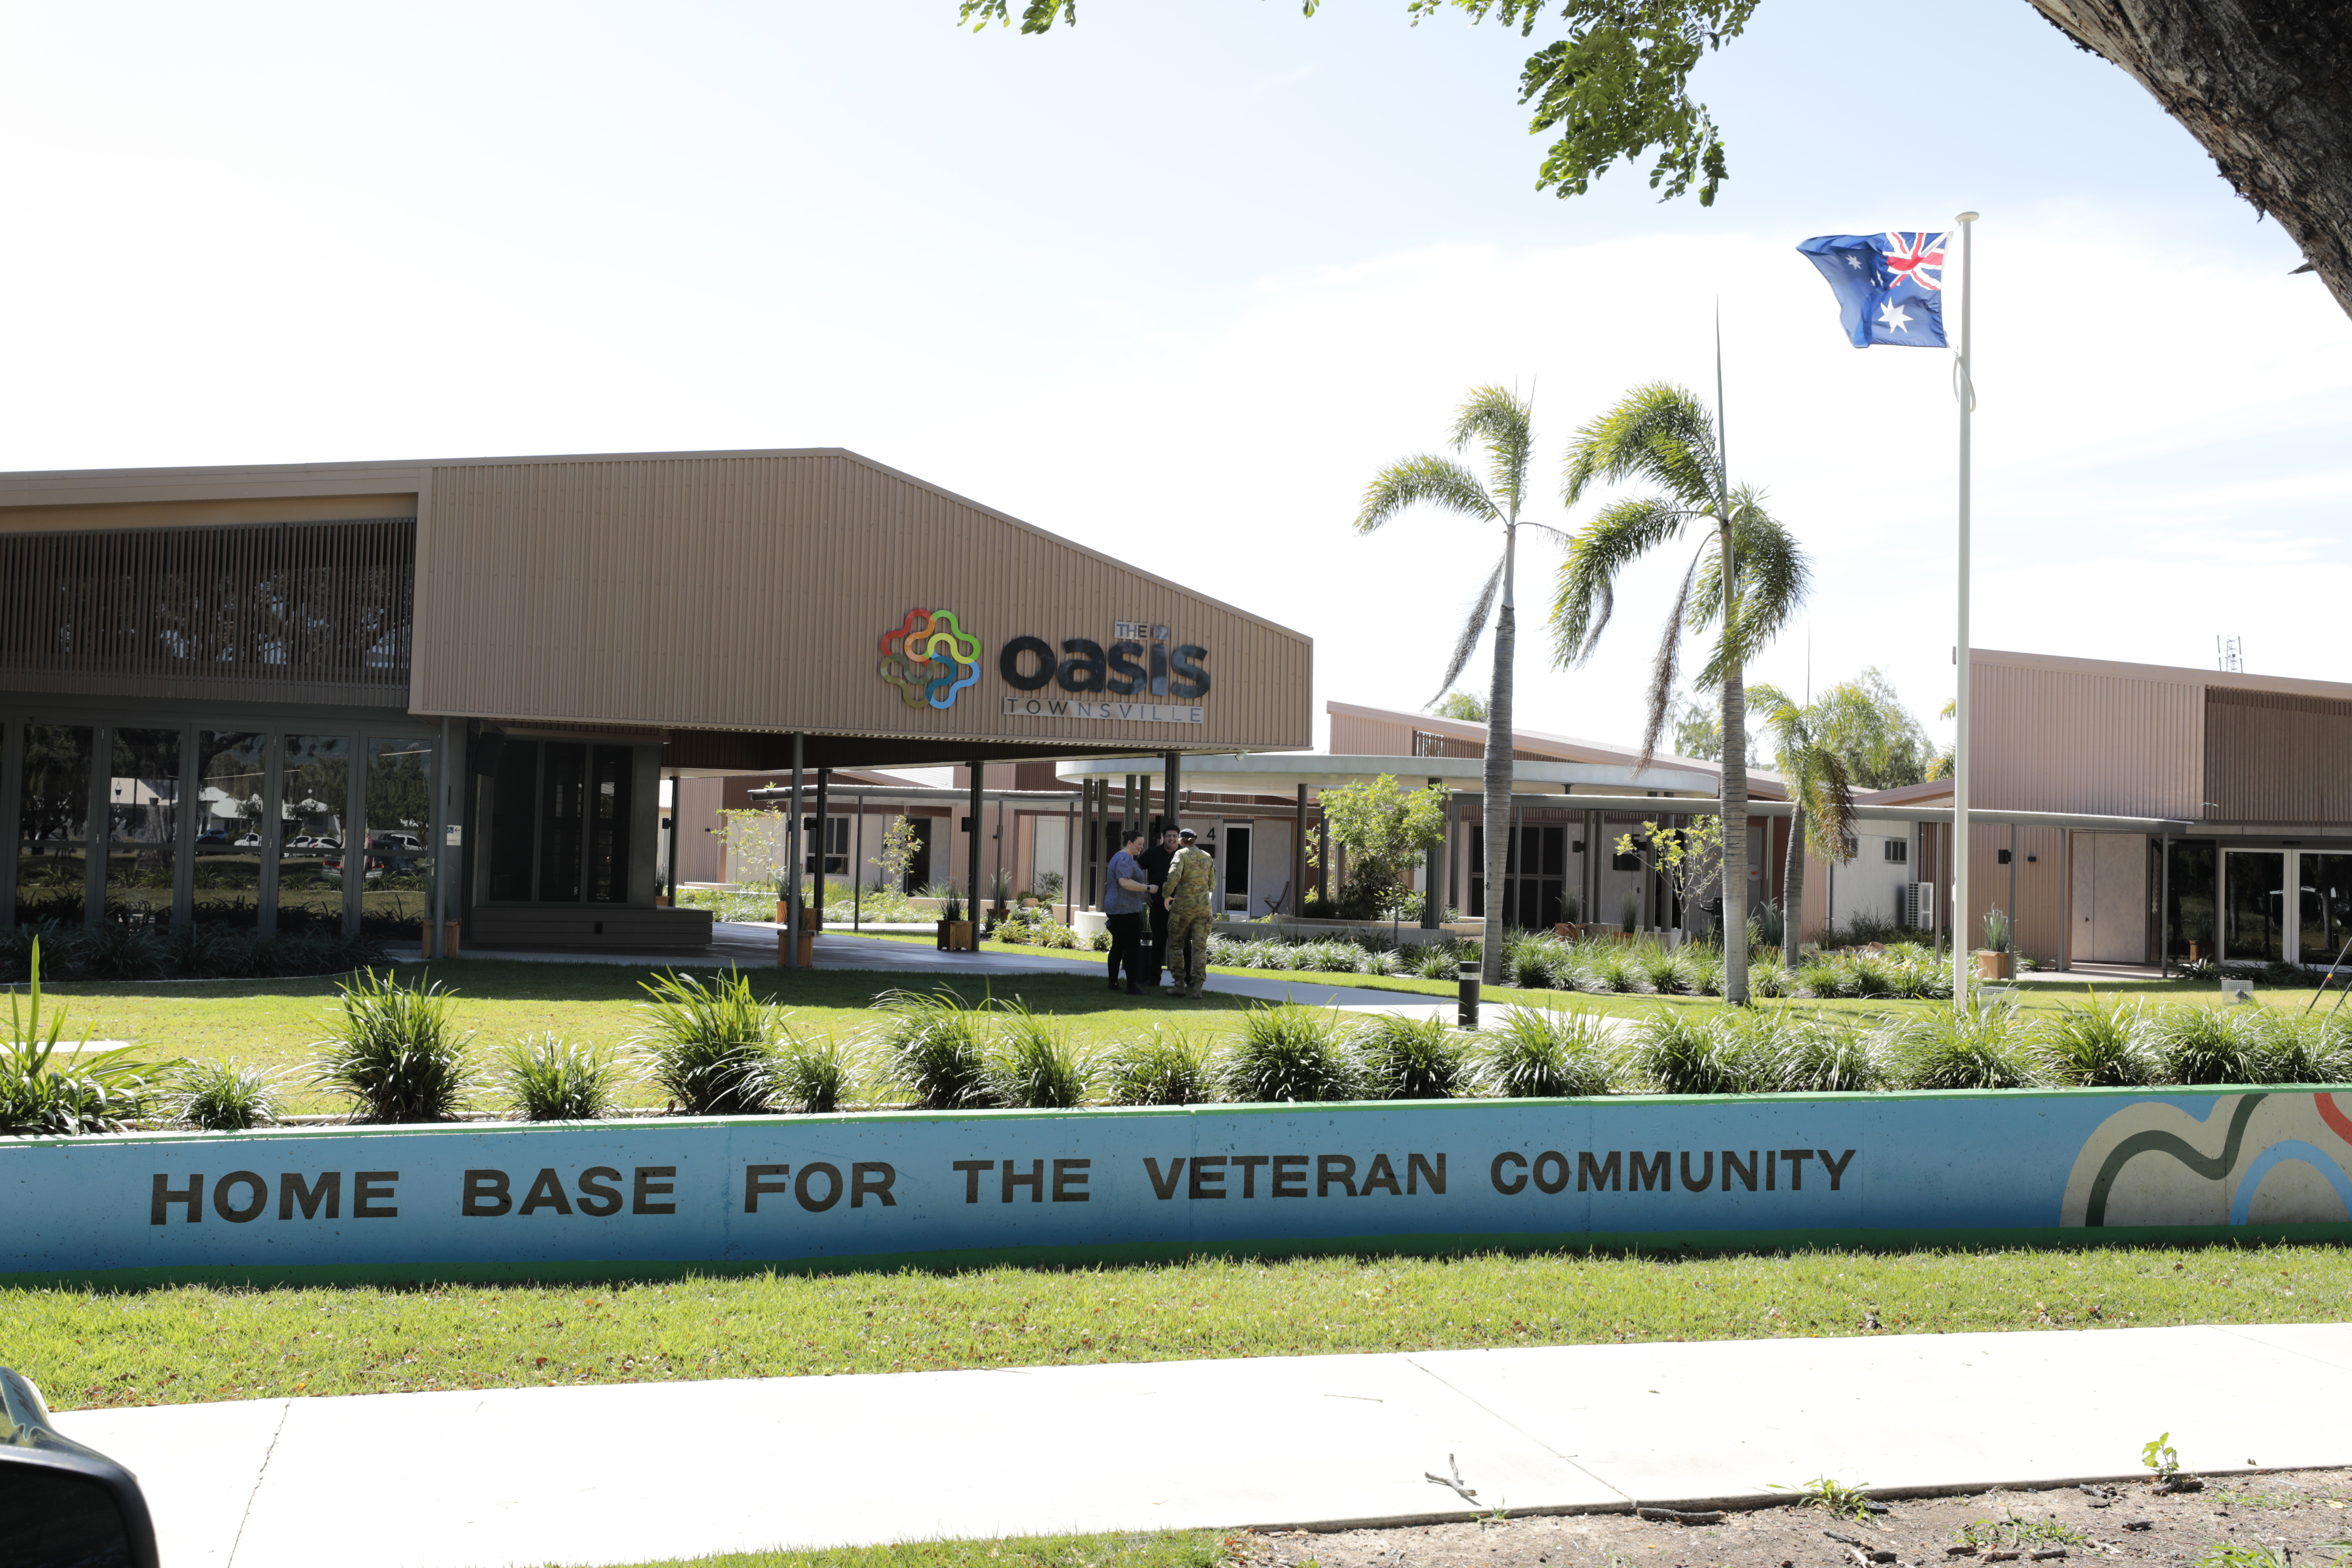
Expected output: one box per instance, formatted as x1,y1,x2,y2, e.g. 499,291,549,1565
2071,833,2149,964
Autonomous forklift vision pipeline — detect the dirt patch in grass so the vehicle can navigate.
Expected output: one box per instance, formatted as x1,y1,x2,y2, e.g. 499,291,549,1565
1237,1471,2352,1568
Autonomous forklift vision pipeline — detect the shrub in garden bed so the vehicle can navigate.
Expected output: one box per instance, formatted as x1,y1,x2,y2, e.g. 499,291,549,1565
634,967,786,1116
312,967,477,1123
986,999,1095,1109
1628,1010,1752,1094
0,921,382,983
872,987,996,1110
1353,1013,1465,1100
1882,995,2042,1090
1472,1004,1616,1098
498,1035,631,1122
1103,1024,1219,1106
1221,1004,1360,1102
166,1059,290,1130
1,940,155,1134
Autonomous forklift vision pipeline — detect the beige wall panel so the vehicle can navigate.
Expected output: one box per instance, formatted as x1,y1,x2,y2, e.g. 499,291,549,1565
1330,712,1418,754
2204,688,2352,823
0,493,417,535
1962,822,2075,964
1969,654,2203,818
410,453,1309,752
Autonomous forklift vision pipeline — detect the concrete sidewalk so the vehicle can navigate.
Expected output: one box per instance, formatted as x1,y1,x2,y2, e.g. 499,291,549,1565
55,1323,2352,1568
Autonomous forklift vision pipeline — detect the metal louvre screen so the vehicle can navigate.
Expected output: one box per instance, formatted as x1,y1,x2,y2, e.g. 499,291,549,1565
0,517,416,705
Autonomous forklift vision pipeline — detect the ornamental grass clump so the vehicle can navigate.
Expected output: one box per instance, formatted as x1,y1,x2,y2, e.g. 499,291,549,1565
1352,1013,1465,1100
2037,992,2157,1087
1884,994,2042,1090
1628,1008,1754,1095
987,999,1095,1109
1411,941,1466,980
1585,943,1638,994
0,939,154,1134
497,1034,629,1122
774,1028,860,1114
312,967,476,1124
2146,1003,2260,1085
1634,942,1689,995
166,1058,289,1131
1222,1004,1359,1103
1750,1011,1885,1093
634,966,782,1116
872,986,995,1110
1103,1023,1219,1106
1472,1004,1616,1098
2252,1011,2352,1085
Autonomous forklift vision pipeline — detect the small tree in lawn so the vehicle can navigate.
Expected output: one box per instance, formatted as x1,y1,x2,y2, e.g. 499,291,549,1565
1309,776,1449,922
1612,816,1725,935
870,816,923,899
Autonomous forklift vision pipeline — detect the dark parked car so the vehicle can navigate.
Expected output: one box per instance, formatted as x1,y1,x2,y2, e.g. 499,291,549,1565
0,1367,159,1567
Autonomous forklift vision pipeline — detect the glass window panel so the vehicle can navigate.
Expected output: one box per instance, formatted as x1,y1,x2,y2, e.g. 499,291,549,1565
2222,849,2286,964
2302,853,2352,968
488,740,539,901
2163,839,2217,962
538,743,585,903
588,745,630,903
194,732,267,927
107,727,182,925
16,723,92,925
277,735,350,934
364,737,434,939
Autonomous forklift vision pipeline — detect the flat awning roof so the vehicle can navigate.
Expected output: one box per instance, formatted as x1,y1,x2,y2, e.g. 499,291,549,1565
1054,752,1721,798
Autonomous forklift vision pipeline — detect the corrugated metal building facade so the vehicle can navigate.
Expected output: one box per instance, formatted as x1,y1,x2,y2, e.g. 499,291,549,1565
0,449,1313,951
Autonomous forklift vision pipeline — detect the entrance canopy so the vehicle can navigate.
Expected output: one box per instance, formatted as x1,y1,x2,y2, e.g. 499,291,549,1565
1053,753,1720,798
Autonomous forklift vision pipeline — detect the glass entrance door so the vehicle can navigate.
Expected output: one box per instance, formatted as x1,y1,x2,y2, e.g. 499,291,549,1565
2300,853,2352,968
2221,849,2287,963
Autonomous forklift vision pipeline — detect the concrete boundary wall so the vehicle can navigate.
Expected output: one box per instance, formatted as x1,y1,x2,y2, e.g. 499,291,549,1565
4,1088,2350,1286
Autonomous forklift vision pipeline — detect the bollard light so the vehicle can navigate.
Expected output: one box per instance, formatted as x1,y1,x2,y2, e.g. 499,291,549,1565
1457,959,1480,1031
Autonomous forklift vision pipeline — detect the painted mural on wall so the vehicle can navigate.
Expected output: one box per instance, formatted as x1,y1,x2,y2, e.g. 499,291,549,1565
5,1090,2348,1282
2060,1092,2352,1228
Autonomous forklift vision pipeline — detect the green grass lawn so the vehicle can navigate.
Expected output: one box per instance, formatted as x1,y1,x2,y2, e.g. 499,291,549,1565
14,1244,2347,1412
27,953,2322,1119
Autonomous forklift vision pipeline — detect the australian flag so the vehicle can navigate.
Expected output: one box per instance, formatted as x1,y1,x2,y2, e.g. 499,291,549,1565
1797,231,1948,348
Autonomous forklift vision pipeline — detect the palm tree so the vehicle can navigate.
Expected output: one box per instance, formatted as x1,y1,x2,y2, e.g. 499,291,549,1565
1357,386,1552,985
1748,684,1859,965
1550,383,1810,1004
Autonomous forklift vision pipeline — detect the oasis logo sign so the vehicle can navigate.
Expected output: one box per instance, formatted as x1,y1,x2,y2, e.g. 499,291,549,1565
881,608,1211,720
878,608,982,711
998,620,1210,701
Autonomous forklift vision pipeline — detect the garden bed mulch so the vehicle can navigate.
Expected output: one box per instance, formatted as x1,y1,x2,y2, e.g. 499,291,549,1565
1233,1471,2352,1568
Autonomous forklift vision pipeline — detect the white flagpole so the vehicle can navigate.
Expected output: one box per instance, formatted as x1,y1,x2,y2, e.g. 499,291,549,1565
1951,210,1979,1006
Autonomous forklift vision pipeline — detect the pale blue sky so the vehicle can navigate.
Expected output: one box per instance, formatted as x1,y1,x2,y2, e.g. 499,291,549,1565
3,0,2344,751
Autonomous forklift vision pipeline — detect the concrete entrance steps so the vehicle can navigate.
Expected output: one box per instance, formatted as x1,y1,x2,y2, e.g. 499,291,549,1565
56,1323,2352,1568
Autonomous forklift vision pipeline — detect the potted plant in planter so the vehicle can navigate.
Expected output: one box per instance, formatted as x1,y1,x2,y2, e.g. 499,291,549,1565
936,889,973,952
1616,889,1640,944
774,875,791,927
1977,906,2011,980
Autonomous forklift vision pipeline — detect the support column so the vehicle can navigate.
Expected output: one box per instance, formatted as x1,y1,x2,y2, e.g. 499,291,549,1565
343,730,365,939
813,767,831,931
257,733,284,939
1293,783,1308,917
1422,775,1443,929
430,718,452,960
84,724,111,929
966,761,984,925
1163,751,1180,835
173,725,198,927
784,734,804,968
2158,834,2172,976
852,790,866,931
1124,774,1137,842
0,720,21,928
664,769,682,911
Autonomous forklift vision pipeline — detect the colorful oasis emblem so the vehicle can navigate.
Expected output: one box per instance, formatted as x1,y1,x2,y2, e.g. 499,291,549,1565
878,608,981,710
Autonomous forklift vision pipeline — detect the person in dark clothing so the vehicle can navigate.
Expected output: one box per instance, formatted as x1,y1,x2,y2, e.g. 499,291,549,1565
1103,828,1157,995
1137,825,1180,988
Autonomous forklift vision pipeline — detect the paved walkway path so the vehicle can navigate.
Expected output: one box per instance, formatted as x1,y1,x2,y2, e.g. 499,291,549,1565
54,1323,2352,1568
418,925,1454,1012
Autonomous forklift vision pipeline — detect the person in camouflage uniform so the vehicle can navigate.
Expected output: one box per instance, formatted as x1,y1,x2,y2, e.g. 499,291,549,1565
1162,827,1218,998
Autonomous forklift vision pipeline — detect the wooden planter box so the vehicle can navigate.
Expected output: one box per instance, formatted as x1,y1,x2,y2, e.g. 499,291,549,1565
777,930,816,967
937,920,975,952
1976,949,2011,980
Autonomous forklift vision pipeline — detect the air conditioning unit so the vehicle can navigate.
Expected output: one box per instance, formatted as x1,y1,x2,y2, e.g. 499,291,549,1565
1902,881,1937,931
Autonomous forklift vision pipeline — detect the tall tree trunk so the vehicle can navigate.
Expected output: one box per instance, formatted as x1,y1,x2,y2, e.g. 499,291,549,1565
1717,520,1749,1004
1782,810,1808,967
1482,528,1517,985
2026,0,2352,316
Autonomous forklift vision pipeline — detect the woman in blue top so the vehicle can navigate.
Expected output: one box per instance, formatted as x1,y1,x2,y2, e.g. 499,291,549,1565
1104,828,1157,996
